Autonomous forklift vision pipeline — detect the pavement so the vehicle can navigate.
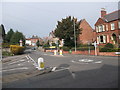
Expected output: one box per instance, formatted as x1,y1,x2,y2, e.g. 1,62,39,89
1,49,119,88
1,51,52,84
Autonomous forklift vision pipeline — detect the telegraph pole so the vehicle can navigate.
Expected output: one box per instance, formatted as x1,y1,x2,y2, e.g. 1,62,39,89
73,18,77,52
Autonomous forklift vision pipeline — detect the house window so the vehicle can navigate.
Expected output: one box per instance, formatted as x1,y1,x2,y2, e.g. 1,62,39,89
118,21,120,29
99,25,103,32
96,26,99,32
99,35,106,43
111,23,115,30
100,36,103,43
98,25,105,32
119,35,120,39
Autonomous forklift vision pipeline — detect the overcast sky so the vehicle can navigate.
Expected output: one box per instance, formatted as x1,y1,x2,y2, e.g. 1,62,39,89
1,2,119,38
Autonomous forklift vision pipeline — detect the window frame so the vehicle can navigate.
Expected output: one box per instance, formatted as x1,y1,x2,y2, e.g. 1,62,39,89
111,23,115,30
118,21,120,29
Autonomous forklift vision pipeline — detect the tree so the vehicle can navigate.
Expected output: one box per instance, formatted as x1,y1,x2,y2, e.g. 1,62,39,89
0,24,6,43
10,31,25,45
36,40,40,47
5,29,14,43
54,16,82,48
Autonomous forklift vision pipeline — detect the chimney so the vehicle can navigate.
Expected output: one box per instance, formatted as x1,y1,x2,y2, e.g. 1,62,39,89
101,8,106,18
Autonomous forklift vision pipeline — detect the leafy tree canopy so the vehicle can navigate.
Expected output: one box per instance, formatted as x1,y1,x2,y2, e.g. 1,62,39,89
54,16,81,48
0,24,6,42
36,40,40,47
10,31,25,45
5,28,14,43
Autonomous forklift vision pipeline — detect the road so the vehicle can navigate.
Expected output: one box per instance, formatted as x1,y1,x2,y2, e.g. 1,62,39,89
2,50,119,88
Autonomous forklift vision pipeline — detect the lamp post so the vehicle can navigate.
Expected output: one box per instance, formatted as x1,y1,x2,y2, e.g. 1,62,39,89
73,18,77,52
94,41,97,56
88,42,90,55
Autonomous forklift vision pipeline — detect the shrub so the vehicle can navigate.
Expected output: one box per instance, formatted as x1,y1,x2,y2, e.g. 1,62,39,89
72,46,95,51
52,43,56,46
10,45,25,55
2,43,10,48
104,43,114,48
2,51,13,56
62,46,70,51
100,47,114,52
99,43,116,52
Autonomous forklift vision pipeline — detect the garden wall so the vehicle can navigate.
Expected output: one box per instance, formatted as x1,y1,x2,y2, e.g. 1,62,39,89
45,49,120,56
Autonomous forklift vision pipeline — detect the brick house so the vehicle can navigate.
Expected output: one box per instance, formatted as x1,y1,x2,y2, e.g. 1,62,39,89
25,35,43,46
77,19,96,44
95,8,120,47
49,31,64,47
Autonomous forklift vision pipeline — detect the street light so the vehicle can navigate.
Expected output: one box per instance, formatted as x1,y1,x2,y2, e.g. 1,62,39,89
73,18,77,52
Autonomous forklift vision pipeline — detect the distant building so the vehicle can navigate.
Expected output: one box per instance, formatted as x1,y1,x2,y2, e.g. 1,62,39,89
95,8,120,47
77,19,96,44
25,35,43,46
49,31,64,47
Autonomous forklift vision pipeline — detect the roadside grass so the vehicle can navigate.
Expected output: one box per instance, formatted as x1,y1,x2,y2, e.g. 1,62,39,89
2,51,14,56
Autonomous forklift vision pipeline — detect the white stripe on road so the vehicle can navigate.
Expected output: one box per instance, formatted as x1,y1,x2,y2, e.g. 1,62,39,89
71,60,102,64
8,59,25,65
51,67,57,72
1,67,29,72
54,67,69,72
25,56,29,59
27,55,38,67
44,54,48,55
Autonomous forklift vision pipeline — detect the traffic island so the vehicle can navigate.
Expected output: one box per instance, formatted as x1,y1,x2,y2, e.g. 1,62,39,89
2,67,53,83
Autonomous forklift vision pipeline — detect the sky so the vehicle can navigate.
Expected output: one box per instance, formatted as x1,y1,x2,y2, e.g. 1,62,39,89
0,1,119,38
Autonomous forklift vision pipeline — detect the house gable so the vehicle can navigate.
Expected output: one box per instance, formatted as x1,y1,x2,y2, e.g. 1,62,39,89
95,18,106,26
78,19,95,44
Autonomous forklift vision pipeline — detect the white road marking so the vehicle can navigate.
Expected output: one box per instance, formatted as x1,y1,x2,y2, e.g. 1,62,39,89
27,55,38,67
18,64,21,66
44,54,47,55
51,67,57,71
94,61,102,64
54,67,69,72
8,59,25,65
1,67,29,72
71,59,102,64
25,56,29,59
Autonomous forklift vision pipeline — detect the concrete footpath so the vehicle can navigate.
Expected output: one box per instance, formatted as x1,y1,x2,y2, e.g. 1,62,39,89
1,54,52,84
2,67,52,83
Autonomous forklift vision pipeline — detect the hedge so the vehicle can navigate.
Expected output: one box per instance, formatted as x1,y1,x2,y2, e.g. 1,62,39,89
10,45,25,55
62,46,95,51
100,47,120,52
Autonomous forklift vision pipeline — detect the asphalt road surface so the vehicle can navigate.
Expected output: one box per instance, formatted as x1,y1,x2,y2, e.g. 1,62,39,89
2,50,119,88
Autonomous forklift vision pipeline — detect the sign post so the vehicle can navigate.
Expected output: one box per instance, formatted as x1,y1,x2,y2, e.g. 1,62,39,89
38,57,44,70
94,41,97,56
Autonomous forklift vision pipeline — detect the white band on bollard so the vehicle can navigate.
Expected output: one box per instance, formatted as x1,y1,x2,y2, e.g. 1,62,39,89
38,57,44,70
54,50,57,55
60,50,63,55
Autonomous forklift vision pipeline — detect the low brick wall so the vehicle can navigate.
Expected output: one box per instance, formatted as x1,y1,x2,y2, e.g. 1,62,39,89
45,49,120,56
63,50,95,55
45,50,55,52
98,52,120,56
